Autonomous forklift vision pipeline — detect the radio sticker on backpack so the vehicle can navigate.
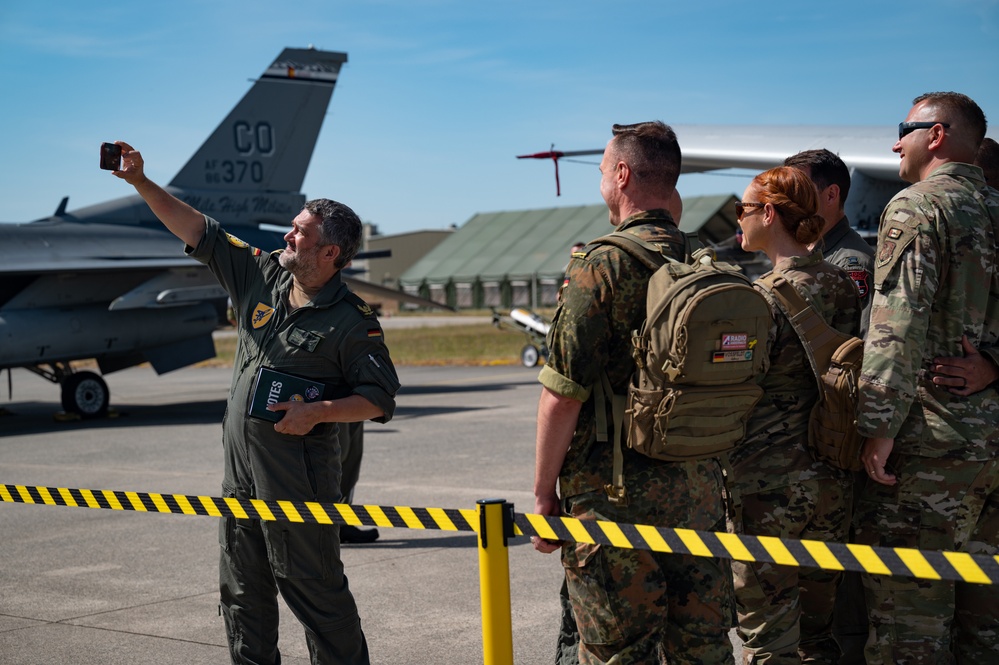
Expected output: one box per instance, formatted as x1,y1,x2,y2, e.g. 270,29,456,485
721,333,748,351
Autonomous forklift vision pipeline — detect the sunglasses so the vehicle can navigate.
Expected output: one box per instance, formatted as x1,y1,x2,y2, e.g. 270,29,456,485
735,201,765,221
898,121,949,140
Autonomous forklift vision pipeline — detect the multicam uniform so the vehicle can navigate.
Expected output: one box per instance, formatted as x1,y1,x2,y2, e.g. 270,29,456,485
821,215,876,665
730,251,860,664
541,210,736,665
854,162,999,664
188,216,400,665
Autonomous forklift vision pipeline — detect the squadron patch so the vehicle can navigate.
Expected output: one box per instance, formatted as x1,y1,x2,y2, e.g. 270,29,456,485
226,233,250,249
251,302,275,330
849,271,869,297
877,240,897,267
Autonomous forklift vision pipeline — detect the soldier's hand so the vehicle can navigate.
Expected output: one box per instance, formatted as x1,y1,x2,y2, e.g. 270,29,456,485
532,494,564,554
861,437,897,486
269,400,323,436
113,141,148,187
931,336,999,396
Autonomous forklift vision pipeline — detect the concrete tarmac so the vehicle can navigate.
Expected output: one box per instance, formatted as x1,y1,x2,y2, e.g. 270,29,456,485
0,364,743,664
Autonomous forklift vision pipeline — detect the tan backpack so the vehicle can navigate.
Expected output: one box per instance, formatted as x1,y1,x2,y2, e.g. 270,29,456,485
756,272,865,472
590,233,772,504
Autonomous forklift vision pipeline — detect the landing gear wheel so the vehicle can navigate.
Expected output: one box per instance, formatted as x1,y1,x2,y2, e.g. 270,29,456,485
521,344,541,368
61,371,110,419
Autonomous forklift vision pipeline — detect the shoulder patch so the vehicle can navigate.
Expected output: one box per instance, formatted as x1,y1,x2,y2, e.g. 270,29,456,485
251,302,275,329
226,233,250,249
344,291,377,318
848,270,869,298
877,240,897,267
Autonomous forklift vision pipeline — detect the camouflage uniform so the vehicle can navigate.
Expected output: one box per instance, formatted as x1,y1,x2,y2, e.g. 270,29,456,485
730,251,860,664
540,210,736,665
854,162,999,664
821,215,875,665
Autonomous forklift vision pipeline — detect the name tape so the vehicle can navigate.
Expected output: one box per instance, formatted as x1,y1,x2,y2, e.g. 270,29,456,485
3,483,996,585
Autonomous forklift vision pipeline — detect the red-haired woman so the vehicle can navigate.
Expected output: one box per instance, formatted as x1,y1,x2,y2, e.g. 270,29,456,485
729,166,862,664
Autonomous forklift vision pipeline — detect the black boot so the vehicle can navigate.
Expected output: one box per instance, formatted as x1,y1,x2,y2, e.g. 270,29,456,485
340,525,379,543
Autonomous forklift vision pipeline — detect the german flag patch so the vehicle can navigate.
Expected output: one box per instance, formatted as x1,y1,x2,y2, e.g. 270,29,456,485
367,328,383,338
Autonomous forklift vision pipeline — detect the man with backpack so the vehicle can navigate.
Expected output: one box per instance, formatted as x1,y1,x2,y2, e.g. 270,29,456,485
532,121,736,664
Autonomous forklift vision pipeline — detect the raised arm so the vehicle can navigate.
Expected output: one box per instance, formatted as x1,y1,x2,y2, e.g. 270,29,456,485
112,141,205,248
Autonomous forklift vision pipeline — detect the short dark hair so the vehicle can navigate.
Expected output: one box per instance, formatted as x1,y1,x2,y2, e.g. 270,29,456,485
304,198,362,269
913,91,988,150
783,148,851,210
977,137,999,190
610,121,682,197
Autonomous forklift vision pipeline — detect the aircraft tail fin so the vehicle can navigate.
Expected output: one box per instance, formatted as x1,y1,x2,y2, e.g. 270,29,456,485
168,47,348,194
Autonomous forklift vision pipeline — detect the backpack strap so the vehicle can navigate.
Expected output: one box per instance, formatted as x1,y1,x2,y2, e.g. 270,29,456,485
590,230,693,269
754,271,840,385
586,230,684,507
594,372,629,505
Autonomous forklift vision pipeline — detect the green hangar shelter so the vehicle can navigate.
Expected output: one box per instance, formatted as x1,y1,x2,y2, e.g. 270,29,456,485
399,194,742,311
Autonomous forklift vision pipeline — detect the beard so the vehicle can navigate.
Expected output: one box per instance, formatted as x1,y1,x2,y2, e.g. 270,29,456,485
278,244,322,281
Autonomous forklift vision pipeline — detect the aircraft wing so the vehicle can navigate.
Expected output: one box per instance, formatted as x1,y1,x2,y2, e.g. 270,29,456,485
520,124,902,180
343,276,455,312
675,125,901,181
518,123,943,228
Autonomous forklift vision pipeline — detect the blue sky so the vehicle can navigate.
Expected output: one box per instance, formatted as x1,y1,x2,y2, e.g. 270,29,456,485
1,1,997,235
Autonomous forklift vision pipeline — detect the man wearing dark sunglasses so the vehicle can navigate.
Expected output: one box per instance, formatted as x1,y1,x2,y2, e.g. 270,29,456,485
854,92,999,664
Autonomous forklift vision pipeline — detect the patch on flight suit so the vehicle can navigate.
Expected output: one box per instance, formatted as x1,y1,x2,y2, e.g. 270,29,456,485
226,233,250,249
355,302,374,317
886,227,904,240
251,302,275,330
289,327,323,352
367,328,383,339
849,270,869,297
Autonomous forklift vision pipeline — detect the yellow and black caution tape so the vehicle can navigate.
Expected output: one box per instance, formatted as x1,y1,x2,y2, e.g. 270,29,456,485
4,483,997,585
0,483,480,533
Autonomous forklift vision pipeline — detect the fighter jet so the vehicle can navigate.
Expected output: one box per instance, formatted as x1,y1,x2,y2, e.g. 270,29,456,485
0,47,441,419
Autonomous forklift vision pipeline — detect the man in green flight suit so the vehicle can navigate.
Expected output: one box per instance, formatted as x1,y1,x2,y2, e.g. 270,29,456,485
856,92,999,664
112,141,400,665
